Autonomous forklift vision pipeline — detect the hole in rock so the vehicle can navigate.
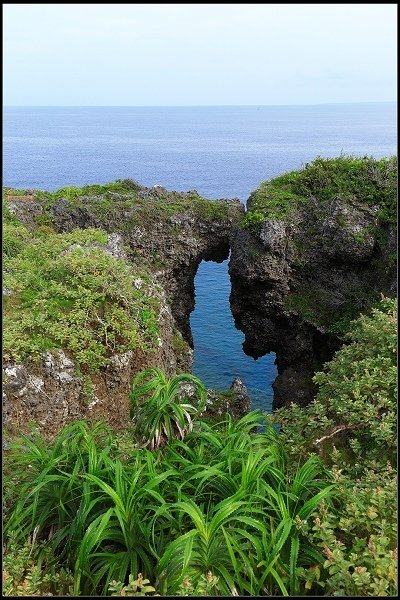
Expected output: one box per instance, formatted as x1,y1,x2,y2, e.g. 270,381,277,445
190,257,277,413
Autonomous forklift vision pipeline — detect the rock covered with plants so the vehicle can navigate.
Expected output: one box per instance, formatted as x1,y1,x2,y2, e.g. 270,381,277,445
3,183,245,435
2,217,180,434
5,179,245,347
2,157,398,596
230,155,397,408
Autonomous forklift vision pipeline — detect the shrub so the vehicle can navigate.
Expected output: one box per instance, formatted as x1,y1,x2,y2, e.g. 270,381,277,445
270,296,397,470
3,525,74,596
108,573,158,596
3,224,160,369
295,462,397,596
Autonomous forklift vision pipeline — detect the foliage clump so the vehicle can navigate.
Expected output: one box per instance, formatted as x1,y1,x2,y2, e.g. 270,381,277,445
242,154,397,227
3,222,160,370
3,533,74,596
4,300,398,596
4,411,333,596
130,368,207,449
271,296,397,469
268,297,397,596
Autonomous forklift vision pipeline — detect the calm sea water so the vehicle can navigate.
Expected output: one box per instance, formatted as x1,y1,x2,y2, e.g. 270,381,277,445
3,104,396,411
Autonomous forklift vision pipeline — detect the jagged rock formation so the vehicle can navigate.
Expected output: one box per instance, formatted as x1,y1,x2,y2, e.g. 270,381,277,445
4,157,397,432
178,376,251,420
205,376,252,419
229,157,397,408
4,183,244,435
45,185,244,348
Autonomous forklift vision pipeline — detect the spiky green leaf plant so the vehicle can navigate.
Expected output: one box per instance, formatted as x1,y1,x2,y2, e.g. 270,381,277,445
129,368,207,449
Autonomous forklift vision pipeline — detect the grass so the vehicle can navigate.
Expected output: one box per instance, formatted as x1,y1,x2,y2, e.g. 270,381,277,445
129,368,207,449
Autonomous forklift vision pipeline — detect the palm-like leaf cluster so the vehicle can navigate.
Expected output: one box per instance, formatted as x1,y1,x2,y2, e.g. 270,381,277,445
5,378,334,596
129,368,207,449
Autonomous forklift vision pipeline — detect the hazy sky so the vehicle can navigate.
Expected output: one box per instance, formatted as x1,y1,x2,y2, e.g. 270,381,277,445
3,3,397,106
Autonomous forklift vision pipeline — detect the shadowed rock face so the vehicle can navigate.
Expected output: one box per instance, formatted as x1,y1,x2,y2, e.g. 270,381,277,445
229,196,396,409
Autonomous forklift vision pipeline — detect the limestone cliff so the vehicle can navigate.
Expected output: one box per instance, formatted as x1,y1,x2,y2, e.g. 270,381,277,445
229,156,397,408
3,157,397,432
3,182,244,435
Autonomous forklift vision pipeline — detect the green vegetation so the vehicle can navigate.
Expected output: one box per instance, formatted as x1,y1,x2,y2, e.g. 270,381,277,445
108,574,158,596
7,297,398,596
3,222,160,370
272,297,397,468
4,413,334,596
268,297,397,596
4,299,397,596
285,284,379,336
3,534,74,596
129,368,207,449
4,178,236,227
242,155,397,227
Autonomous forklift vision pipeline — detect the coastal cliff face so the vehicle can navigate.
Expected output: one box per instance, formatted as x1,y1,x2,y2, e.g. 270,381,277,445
3,156,397,432
229,156,397,408
43,184,244,349
3,182,244,436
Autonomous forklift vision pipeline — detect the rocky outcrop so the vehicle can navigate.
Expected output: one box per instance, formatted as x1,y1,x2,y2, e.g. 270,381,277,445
204,376,252,419
46,187,245,348
4,188,244,436
3,278,180,436
229,195,397,409
178,376,252,420
4,163,396,428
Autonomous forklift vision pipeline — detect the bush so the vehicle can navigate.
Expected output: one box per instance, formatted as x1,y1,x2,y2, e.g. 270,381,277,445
295,462,397,596
129,368,207,449
3,532,74,596
268,297,397,595
3,224,160,369
270,297,397,470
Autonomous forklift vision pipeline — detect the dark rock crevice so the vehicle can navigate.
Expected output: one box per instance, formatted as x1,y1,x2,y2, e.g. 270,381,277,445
228,202,396,410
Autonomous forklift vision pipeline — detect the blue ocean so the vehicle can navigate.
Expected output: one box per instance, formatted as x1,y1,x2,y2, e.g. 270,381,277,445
3,103,396,411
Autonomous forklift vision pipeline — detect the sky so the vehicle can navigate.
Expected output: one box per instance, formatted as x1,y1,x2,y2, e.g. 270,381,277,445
3,3,397,106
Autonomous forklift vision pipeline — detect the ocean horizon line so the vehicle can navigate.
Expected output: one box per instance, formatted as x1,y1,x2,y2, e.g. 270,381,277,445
4,101,396,109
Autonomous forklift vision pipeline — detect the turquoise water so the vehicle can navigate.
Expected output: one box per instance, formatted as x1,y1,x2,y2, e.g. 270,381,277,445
3,103,396,411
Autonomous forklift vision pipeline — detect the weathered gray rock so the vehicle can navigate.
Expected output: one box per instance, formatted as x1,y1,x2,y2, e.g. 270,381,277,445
7,200,43,226
102,233,127,260
6,178,395,426
317,198,378,262
259,220,288,253
229,195,396,409
178,377,251,420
